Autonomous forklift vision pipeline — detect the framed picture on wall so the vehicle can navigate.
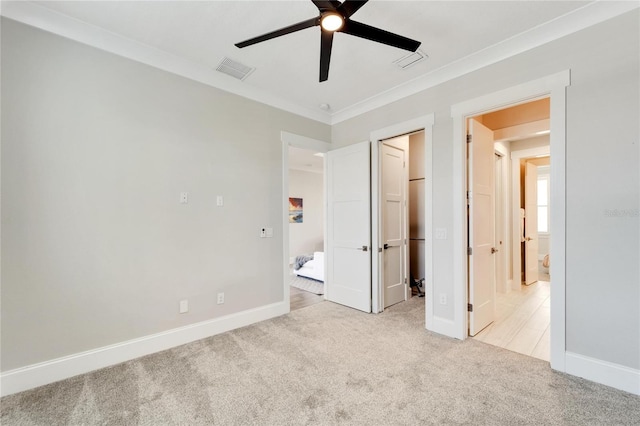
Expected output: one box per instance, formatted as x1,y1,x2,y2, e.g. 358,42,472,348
289,197,303,223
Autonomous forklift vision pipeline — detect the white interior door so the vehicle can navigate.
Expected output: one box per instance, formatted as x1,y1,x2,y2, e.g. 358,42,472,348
494,153,505,293
326,141,371,312
382,143,406,308
468,119,496,336
524,161,539,285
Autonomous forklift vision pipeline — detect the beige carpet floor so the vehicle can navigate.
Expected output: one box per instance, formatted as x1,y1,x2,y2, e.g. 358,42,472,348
2,297,639,425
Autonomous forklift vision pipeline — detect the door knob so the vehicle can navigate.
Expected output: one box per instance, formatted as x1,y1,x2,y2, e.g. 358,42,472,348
383,243,389,250
491,247,499,254
361,245,368,252
525,237,534,241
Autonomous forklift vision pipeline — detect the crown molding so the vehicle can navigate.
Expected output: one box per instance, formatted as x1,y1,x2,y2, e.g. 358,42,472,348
329,0,639,125
0,1,333,125
2,1,637,127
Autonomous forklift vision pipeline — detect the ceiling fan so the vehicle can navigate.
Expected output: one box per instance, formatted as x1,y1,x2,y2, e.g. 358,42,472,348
235,0,421,82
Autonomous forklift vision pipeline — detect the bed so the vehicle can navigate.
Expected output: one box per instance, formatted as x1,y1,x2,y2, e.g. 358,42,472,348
293,252,324,282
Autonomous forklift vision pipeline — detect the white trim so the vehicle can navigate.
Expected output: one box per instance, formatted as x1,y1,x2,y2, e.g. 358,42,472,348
281,131,331,308
450,71,570,373
371,141,381,313
0,301,288,397
510,145,551,292
281,132,331,153
3,1,636,127
331,1,638,124
565,352,640,396
369,115,434,315
1,1,331,125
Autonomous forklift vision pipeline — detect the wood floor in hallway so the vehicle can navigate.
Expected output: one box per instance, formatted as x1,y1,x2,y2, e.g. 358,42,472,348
290,286,324,311
473,280,550,362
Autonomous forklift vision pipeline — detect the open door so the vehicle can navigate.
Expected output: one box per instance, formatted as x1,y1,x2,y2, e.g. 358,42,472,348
381,142,406,308
468,119,496,336
326,141,371,312
524,161,539,285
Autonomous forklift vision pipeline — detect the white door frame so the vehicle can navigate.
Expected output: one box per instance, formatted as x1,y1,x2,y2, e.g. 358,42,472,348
450,70,570,372
511,146,550,291
281,131,331,311
370,114,434,315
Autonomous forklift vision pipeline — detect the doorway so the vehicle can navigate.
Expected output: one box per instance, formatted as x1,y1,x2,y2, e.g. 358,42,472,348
379,131,427,309
466,98,553,361
281,132,330,313
450,71,569,371
287,145,326,311
370,115,434,315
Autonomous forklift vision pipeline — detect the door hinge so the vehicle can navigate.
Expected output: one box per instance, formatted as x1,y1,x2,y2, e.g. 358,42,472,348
468,303,473,312
467,247,473,255
466,134,472,144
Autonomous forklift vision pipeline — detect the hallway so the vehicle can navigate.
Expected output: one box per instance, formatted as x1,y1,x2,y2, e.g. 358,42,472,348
473,280,550,361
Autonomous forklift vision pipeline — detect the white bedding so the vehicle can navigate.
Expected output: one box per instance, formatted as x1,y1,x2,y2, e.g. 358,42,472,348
293,251,324,282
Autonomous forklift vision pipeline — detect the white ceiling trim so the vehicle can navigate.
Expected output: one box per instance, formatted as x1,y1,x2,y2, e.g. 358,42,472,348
3,1,638,127
1,0,333,125
329,0,639,124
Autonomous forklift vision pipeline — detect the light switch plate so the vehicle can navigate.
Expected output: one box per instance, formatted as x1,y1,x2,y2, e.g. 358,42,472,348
266,227,273,238
180,192,188,204
216,195,223,206
435,228,447,240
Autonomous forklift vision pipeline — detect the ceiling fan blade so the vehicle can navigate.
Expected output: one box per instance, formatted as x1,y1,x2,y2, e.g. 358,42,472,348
340,19,421,52
337,0,369,18
311,0,341,12
319,30,334,82
235,17,319,48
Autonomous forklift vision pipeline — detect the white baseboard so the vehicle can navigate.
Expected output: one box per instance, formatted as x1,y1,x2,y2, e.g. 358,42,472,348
565,351,640,395
0,301,288,397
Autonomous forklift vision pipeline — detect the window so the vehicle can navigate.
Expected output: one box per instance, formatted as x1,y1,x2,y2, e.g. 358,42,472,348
537,174,550,233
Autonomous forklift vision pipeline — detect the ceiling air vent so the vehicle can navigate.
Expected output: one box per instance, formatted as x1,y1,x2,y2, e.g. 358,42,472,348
393,49,428,70
216,57,255,81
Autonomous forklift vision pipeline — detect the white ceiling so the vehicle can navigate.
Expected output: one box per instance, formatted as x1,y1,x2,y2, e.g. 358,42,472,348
4,1,636,124
289,146,324,174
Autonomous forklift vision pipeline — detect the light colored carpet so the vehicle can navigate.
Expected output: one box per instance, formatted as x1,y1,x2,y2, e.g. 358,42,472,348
2,297,639,425
290,273,324,295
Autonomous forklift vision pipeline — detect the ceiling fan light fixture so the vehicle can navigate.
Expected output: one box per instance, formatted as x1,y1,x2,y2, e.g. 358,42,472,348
320,13,344,32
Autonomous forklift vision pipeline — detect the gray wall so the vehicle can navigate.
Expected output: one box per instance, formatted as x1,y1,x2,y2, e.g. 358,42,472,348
288,169,324,258
2,9,639,375
1,19,330,371
332,10,639,369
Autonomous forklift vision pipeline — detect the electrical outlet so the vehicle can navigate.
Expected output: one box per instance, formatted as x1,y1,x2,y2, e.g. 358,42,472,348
216,195,223,206
265,227,273,237
180,192,188,204
260,228,266,238
217,292,225,304
435,228,447,240
439,293,447,305
179,299,189,313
